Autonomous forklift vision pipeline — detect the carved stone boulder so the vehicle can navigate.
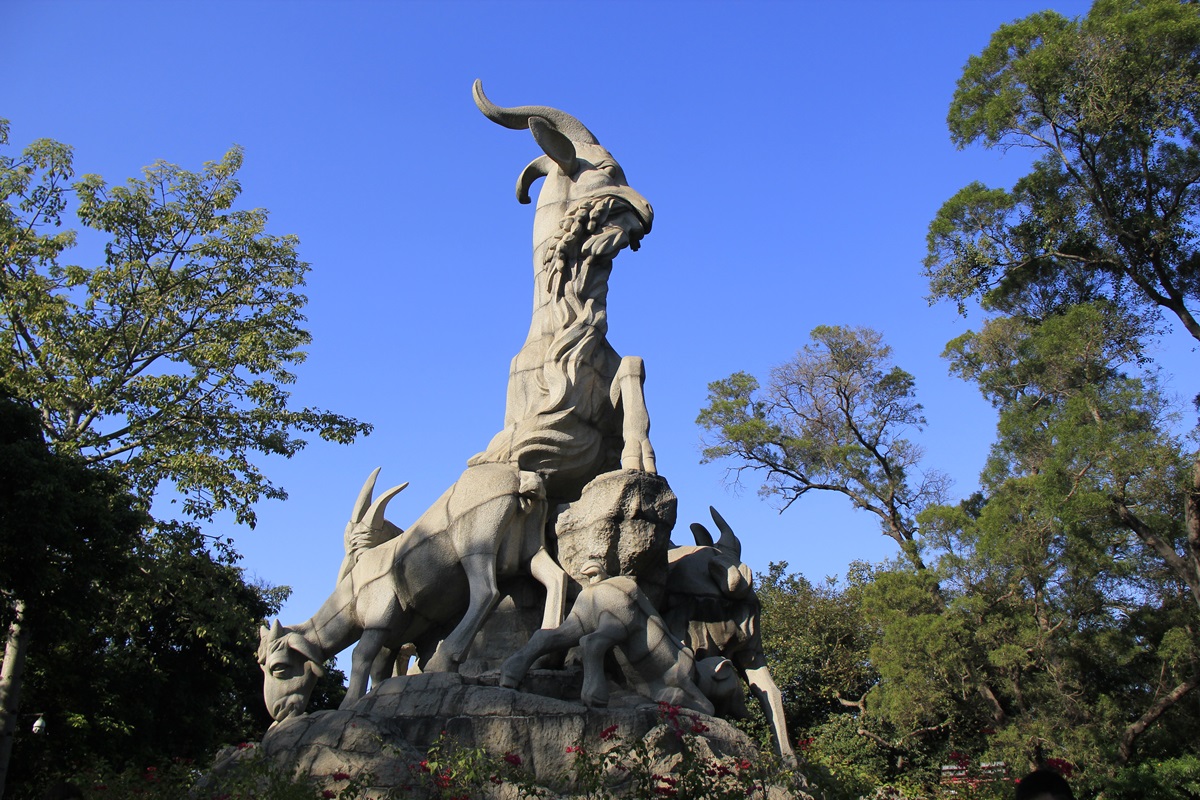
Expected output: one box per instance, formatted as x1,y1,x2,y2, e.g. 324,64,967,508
553,470,676,605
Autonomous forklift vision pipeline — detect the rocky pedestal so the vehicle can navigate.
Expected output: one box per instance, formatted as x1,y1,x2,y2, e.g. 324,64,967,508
213,672,808,798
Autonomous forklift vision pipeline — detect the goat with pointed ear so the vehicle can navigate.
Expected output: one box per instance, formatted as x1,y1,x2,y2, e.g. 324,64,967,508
665,507,796,766
339,468,408,583
689,507,753,600
257,619,327,725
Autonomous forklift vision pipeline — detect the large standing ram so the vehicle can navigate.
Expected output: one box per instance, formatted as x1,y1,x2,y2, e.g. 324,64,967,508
468,81,658,503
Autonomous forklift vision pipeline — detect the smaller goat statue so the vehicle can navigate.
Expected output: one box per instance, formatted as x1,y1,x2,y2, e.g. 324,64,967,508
663,507,796,765
500,560,742,716
258,463,569,724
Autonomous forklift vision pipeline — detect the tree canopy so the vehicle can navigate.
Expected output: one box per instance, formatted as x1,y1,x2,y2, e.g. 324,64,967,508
0,121,366,797
702,3,1200,797
0,120,371,525
697,325,948,570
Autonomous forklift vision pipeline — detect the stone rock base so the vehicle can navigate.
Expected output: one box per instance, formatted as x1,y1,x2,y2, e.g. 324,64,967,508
209,672,811,798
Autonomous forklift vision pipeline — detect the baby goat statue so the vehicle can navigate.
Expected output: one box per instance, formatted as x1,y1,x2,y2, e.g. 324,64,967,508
500,560,744,716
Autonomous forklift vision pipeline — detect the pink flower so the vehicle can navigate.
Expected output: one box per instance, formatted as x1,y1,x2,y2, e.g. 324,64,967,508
600,724,619,740
690,719,708,734
322,791,336,799
738,758,753,771
331,771,351,781
504,752,522,766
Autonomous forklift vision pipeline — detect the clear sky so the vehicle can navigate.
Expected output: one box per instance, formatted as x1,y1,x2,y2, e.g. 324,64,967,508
7,0,1139,631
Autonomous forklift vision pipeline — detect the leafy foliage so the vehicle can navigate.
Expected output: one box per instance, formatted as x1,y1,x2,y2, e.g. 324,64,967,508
0,121,371,526
0,120,368,795
697,325,949,569
925,0,1200,343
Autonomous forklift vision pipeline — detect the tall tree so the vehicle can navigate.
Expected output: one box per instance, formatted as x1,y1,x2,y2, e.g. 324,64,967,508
697,325,948,570
0,120,370,526
0,396,145,795
919,0,1200,790
924,0,1200,341
0,121,369,796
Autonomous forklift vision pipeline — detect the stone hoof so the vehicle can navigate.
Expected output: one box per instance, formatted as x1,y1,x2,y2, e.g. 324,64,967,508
582,691,609,708
424,648,460,674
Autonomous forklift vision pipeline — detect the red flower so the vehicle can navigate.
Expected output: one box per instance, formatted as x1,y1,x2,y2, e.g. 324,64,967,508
435,770,453,789
600,724,619,740
566,745,584,754
490,774,503,785
738,758,753,771
322,791,336,799
690,719,709,734
331,771,351,781
236,742,253,751
418,760,430,773
504,752,522,766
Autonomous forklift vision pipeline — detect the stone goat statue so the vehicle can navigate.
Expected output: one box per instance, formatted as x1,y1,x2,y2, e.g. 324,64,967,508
663,507,796,765
500,560,741,715
468,81,657,503
258,463,568,723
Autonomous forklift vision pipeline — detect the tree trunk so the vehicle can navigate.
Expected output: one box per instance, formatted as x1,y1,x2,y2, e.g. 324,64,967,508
0,599,31,800
1118,671,1199,764
1186,456,1200,609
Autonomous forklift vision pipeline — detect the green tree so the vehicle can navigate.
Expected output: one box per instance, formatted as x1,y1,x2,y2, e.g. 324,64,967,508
0,121,368,796
924,0,1200,340
943,306,1196,758
754,562,886,797
0,120,370,526
697,327,963,789
697,325,949,570
0,395,145,795
919,1,1200,790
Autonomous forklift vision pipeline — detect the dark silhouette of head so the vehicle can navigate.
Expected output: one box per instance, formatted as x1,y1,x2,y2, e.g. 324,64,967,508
1015,768,1075,800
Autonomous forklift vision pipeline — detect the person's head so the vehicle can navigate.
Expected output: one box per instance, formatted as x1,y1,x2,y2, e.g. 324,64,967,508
1015,768,1075,800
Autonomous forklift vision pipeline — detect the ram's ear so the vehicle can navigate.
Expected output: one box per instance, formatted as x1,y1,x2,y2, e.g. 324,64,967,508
529,116,577,175
285,632,324,665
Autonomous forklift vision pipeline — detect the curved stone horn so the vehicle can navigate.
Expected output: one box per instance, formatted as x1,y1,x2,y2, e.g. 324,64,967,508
364,482,408,531
709,506,742,559
517,155,554,204
351,468,382,524
473,79,599,145
689,522,715,547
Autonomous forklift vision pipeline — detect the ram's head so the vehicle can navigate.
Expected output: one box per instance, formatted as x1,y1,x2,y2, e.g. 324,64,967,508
257,620,326,723
473,80,652,254
688,507,753,599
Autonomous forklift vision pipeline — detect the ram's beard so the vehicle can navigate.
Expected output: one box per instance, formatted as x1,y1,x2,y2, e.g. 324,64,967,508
536,195,644,412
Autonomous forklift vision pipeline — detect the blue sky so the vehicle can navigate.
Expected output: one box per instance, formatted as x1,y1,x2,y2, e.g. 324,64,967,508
7,0,1147,630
